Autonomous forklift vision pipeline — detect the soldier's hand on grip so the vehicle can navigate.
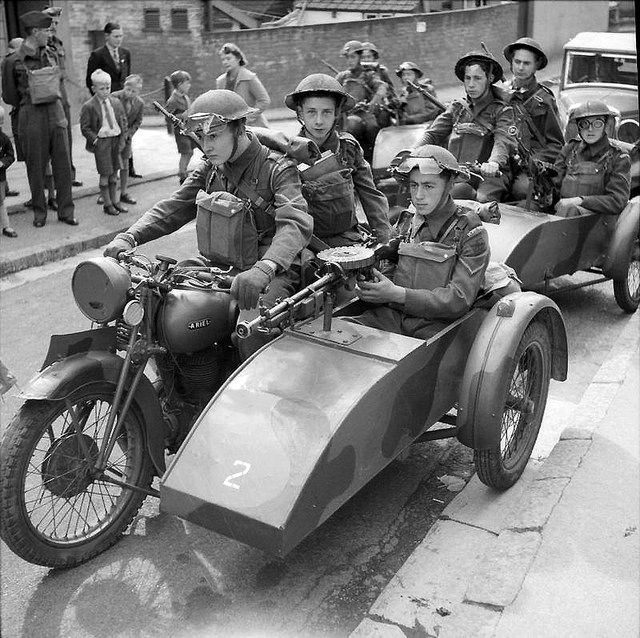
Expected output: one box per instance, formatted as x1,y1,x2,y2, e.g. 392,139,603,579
103,234,135,259
480,161,500,178
231,267,271,310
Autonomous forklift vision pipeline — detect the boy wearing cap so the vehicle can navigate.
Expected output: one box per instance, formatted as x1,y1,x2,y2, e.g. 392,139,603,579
80,69,128,216
503,37,564,201
415,47,516,203
351,145,489,339
553,101,630,218
112,74,144,205
3,10,76,227
165,70,196,184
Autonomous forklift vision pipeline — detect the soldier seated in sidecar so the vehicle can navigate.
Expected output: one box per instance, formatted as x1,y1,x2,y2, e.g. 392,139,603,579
394,61,441,126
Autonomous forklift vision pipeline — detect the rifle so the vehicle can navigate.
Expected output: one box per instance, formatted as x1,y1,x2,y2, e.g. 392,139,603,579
320,59,340,75
153,100,204,153
407,80,446,114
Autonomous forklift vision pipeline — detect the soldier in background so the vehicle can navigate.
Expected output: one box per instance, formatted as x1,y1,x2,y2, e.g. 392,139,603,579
503,37,564,201
335,40,388,163
395,61,440,126
0,38,23,197
3,10,76,227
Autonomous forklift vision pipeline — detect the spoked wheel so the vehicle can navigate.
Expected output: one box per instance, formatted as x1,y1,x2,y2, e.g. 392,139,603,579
613,235,640,313
0,383,153,568
475,321,551,490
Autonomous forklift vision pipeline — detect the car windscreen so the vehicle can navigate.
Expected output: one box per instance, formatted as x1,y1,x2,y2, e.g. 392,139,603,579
564,52,638,86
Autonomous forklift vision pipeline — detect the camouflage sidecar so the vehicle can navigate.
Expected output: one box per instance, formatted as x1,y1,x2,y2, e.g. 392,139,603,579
161,280,567,557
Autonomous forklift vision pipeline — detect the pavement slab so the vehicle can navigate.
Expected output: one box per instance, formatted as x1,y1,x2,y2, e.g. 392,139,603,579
507,477,569,531
536,439,590,479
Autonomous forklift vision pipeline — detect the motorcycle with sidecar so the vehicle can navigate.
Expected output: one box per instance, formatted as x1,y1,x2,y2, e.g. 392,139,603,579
0,243,567,567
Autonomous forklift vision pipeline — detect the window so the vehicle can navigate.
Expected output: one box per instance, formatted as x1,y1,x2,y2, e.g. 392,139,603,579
143,8,161,31
171,8,189,30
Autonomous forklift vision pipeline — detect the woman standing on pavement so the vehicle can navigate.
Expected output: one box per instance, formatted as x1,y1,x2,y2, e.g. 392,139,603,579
215,43,270,128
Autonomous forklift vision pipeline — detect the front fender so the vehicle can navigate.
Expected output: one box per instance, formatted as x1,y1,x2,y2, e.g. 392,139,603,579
457,291,567,450
21,351,167,475
603,197,640,281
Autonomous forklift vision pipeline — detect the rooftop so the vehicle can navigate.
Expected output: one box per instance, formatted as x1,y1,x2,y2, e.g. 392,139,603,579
564,31,637,54
294,0,419,12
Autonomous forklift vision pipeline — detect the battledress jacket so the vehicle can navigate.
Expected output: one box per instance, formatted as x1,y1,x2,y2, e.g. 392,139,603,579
553,136,631,215
507,75,564,163
417,86,516,168
393,199,490,319
335,67,386,105
126,133,312,272
300,128,391,242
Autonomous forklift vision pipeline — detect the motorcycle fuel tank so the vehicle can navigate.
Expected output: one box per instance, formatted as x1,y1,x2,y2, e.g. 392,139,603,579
160,311,482,556
157,287,235,353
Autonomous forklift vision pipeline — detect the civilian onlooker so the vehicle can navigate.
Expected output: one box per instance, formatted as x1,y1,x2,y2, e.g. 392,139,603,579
165,70,196,184
3,10,76,227
85,23,140,178
0,107,18,237
44,5,83,187
111,74,144,205
216,43,270,128
80,69,128,216
1,37,23,197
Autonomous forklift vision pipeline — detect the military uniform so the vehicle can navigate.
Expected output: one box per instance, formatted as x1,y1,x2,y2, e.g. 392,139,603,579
397,79,440,125
508,75,564,199
351,199,490,339
4,39,74,223
417,86,516,202
553,136,631,215
298,128,390,246
126,131,312,293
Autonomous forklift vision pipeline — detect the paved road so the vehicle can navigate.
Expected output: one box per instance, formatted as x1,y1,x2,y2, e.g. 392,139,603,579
0,201,635,637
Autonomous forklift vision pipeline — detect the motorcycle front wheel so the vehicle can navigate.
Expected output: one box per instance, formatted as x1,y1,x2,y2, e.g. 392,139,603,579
0,383,153,568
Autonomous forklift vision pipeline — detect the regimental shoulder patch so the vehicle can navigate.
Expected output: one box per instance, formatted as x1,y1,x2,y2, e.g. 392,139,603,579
465,225,485,239
507,125,518,136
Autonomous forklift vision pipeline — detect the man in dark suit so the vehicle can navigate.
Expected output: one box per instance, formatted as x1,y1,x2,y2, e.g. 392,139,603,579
85,22,140,177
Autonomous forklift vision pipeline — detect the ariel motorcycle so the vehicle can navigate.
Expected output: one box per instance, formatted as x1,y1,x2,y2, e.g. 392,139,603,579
1,244,567,567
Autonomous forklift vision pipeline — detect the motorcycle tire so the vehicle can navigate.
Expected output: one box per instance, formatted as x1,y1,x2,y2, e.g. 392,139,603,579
0,383,153,568
474,320,551,491
613,232,640,314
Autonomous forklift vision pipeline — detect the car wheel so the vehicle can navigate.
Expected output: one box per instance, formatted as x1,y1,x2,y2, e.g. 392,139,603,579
475,320,551,491
613,232,640,313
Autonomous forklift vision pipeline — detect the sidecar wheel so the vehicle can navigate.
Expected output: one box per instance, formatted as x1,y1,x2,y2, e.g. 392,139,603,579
474,321,551,491
0,384,153,568
613,234,640,313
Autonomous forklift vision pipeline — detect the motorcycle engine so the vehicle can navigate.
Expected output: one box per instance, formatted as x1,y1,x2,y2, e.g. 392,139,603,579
157,287,237,354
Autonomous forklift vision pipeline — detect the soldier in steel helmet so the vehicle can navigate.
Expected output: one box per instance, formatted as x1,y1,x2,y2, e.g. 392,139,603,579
415,46,517,203
349,145,490,340
104,89,312,357
503,37,564,201
395,61,440,125
335,40,389,163
553,101,631,218
284,73,391,247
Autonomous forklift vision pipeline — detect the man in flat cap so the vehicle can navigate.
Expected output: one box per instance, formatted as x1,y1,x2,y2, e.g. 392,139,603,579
3,10,76,226
44,5,82,187
503,37,564,203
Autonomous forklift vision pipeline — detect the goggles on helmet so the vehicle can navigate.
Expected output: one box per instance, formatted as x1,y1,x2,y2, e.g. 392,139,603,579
186,112,233,135
577,118,606,131
391,152,470,181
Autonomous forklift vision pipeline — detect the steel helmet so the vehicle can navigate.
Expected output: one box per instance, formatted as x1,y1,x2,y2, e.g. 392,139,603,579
361,41,379,58
284,74,356,111
390,145,470,182
569,100,615,121
395,61,423,79
455,45,504,83
186,89,257,134
341,40,364,57
503,37,548,70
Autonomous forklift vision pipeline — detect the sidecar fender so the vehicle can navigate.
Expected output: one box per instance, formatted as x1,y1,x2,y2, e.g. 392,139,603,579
21,350,167,474
603,197,640,281
456,291,567,451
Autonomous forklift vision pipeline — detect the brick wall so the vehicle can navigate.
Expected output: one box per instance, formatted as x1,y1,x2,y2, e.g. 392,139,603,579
64,2,521,120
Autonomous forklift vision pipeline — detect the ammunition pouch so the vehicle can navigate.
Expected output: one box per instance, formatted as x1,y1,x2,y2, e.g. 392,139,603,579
196,190,259,271
28,66,62,105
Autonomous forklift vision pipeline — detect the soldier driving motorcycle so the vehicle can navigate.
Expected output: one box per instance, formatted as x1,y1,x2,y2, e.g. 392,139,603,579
284,73,391,247
415,47,517,203
104,89,313,358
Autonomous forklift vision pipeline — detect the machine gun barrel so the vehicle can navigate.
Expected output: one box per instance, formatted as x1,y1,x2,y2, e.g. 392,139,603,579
235,268,343,339
153,101,204,153
407,81,446,114
320,58,340,74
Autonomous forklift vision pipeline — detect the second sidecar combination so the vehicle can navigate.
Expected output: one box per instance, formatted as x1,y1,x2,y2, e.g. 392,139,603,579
1,237,568,567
